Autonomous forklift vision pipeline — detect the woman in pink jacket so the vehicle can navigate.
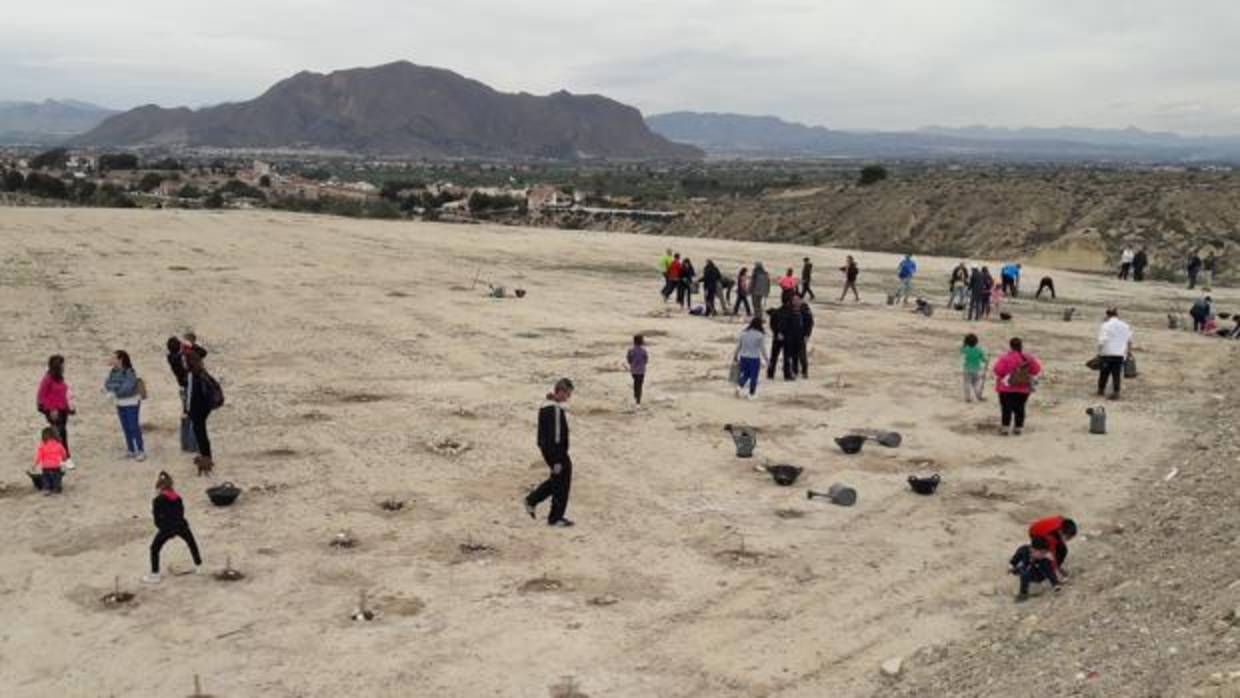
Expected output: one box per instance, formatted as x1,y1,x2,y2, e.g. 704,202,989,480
36,354,76,468
992,338,1041,436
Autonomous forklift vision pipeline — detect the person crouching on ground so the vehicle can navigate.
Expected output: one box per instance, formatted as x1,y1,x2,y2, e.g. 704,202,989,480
993,337,1041,436
733,318,769,399
1030,515,1077,576
143,471,203,583
1010,537,1061,602
626,335,648,406
33,426,68,495
525,378,576,528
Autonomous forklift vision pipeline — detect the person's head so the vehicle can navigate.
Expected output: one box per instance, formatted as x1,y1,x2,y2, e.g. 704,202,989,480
41,426,59,443
1016,263,1022,269
747,317,764,333
964,333,978,347
803,257,810,263
113,350,132,371
1009,337,1023,352
186,351,205,374
47,354,65,381
791,294,803,308
665,248,672,256
156,470,174,492
673,253,680,260
552,378,574,402
1105,307,1119,319
786,267,794,275
683,257,692,265
847,255,855,263
184,332,198,344
632,334,644,347
1060,518,1078,539
166,336,182,354
754,261,764,270
739,266,748,277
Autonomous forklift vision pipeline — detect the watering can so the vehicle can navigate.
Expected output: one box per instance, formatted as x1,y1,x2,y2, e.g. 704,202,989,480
1087,406,1106,435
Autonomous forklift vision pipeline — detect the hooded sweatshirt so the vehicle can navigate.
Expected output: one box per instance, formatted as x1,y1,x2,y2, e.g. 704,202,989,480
37,374,70,412
152,489,187,531
750,265,771,299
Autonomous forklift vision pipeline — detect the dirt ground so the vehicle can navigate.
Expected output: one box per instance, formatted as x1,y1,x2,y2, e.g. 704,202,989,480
0,209,1235,697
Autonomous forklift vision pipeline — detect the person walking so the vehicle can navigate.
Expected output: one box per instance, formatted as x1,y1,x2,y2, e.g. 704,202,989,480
185,352,221,472
1203,251,1218,290
993,338,1041,436
36,355,76,470
668,253,684,305
800,257,815,300
626,335,648,406
733,267,753,316
732,318,769,399
104,350,146,461
778,267,798,294
143,471,203,584
524,378,575,528
795,294,814,378
1035,276,1056,300
839,256,860,302
680,257,697,311
960,333,988,402
751,262,771,318
1187,252,1202,290
658,248,674,300
702,259,722,317
948,262,969,308
966,268,985,321
1096,308,1132,400
893,254,917,305
1132,249,1149,282
1118,247,1134,280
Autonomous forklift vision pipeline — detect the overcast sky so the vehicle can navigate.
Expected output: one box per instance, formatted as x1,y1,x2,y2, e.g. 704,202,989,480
5,0,1240,135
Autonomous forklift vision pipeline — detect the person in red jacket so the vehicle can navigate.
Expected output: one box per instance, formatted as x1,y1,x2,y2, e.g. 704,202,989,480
1029,515,1077,574
36,355,76,469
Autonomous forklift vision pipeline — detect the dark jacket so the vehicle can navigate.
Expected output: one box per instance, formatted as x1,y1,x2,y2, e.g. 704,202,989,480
969,269,986,294
703,262,722,291
1188,255,1203,273
537,400,569,464
951,265,969,288
167,351,188,387
680,261,696,284
1133,251,1148,270
799,304,814,338
843,262,859,282
186,371,219,417
801,262,813,283
775,304,804,341
152,490,187,531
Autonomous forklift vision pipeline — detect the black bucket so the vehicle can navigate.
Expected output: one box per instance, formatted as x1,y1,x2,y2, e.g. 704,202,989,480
907,474,941,495
835,435,866,455
765,465,802,486
206,482,241,507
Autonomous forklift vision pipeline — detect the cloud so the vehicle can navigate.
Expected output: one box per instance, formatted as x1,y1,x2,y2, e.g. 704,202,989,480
2,0,1240,134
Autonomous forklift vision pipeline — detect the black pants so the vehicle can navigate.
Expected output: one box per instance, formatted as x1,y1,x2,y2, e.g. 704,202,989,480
1019,557,1057,595
632,374,644,404
733,293,751,316
1188,272,1198,289
151,523,202,573
41,468,64,493
190,411,212,459
660,276,676,299
840,280,859,301
794,339,808,377
1035,279,1056,299
1098,356,1123,396
1133,266,1145,282
999,392,1029,428
1118,263,1131,280
768,339,794,380
41,410,71,457
681,282,694,309
527,455,572,524
705,287,718,316
1001,276,1017,297
801,281,815,300
967,294,985,321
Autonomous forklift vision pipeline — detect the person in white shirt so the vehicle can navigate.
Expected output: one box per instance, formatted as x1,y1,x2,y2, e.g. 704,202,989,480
1118,248,1135,280
1097,307,1132,399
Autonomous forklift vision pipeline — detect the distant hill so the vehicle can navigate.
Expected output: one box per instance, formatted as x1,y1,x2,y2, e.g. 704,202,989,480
0,100,118,144
647,112,1240,163
75,61,701,160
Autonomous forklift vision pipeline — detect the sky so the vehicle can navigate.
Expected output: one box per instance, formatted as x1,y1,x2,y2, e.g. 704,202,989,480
4,0,1240,135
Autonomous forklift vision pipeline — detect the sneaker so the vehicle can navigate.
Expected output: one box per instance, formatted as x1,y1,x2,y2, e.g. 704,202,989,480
549,519,575,528
191,565,201,575
124,452,136,459
1013,428,1023,436
1014,593,1029,604
523,500,536,519
734,387,743,399
746,392,757,401
142,573,161,585
999,428,1010,437
135,452,147,462
62,458,76,471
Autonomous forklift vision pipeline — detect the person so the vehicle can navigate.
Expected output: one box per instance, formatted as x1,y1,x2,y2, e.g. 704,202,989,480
1203,251,1218,290
768,292,801,381
1096,308,1132,400
36,355,76,470
680,257,697,311
524,378,575,527
626,335,647,406
1010,537,1061,602
1187,252,1202,290
993,337,1041,436
793,294,813,378
893,254,917,305
948,262,970,308
104,350,146,461
1029,515,1077,575
1118,247,1134,280
702,259,722,317
989,278,1006,318
719,274,735,312
980,267,996,319
143,471,203,584
733,267,752,316
167,337,197,453
183,332,208,360
33,426,68,495
778,267,798,294
967,268,987,321
667,253,684,304
1000,262,1021,297
1035,276,1056,300
658,248,674,300
1132,249,1149,282
800,257,815,300
960,333,988,402
751,262,771,318
839,255,860,302
1190,296,1213,333
185,352,221,472
732,318,769,399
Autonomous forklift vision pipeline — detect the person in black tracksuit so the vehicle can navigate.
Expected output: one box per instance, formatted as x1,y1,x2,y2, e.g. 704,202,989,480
702,260,722,316
185,352,219,468
525,379,575,527
800,258,815,300
768,292,800,380
796,296,814,378
143,471,203,583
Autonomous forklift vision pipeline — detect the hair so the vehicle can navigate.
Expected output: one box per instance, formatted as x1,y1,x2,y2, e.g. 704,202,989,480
1030,537,1050,551
673,253,680,259
786,267,794,274
1105,307,1119,318
41,426,59,442
633,334,644,346
184,332,198,343
167,336,182,353
114,350,133,371
747,317,765,333
1009,337,1023,352
554,378,575,394
47,355,65,382
1061,518,1078,537
738,266,748,277
964,333,978,347
803,257,810,261
156,471,174,491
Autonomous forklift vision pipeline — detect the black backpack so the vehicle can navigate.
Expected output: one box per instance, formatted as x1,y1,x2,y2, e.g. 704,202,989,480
201,372,225,409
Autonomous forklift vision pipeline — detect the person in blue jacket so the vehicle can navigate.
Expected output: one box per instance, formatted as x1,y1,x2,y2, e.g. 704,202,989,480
893,254,918,305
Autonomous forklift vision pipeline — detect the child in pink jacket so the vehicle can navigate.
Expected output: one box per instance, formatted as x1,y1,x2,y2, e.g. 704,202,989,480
33,427,68,494
993,337,1042,436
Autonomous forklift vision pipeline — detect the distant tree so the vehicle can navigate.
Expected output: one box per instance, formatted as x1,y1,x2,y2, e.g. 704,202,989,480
302,167,332,181
176,183,204,199
204,191,225,209
95,183,137,208
2,169,23,192
138,172,164,192
99,153,140,171
858,165,889,187
69,179,98,202
468,191,526,213
219,179,265,199
258,174,271,188
147,157,182,171
30,148,69,171
23,172,68,198
380,179,426,201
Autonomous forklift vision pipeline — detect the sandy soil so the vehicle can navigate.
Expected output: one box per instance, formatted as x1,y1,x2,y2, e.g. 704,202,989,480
0,209,1234,697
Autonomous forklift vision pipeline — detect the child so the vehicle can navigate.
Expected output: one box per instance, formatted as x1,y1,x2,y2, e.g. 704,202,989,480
143,471,203,584
33,427,67,495
1009,537,1061,602
626,335,648,406
960,334,988,402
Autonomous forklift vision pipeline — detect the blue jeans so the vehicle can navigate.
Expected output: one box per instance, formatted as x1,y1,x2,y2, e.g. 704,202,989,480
737,357,761,395
117,404,144,454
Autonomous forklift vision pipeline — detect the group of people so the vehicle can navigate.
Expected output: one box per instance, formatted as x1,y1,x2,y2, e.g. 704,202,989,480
27,332,223,584
1118,245,1224,291
658,249,821,319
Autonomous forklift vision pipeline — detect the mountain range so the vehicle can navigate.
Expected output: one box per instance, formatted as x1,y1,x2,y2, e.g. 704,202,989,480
0,100,118,145
73,62,700,160
646,112,1240,163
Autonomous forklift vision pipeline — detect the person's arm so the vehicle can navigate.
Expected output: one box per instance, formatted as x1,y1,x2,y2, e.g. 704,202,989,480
537,406,556,463
36,376,50,411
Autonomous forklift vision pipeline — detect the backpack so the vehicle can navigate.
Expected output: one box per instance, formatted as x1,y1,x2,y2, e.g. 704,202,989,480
1009,355,1032,388
201,372,225,409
